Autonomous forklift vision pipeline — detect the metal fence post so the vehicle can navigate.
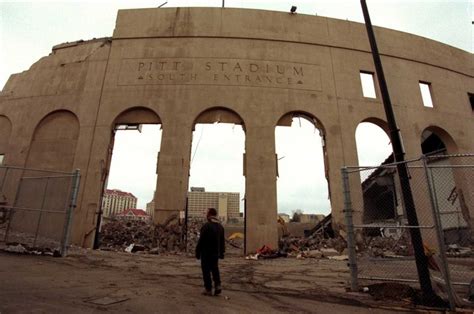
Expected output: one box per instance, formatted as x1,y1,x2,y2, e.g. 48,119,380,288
341,167,358,291
422,156,456,310
61,169,81,257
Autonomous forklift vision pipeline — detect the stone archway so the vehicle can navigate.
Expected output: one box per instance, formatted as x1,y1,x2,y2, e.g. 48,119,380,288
275,111,329,224
25,110,80,172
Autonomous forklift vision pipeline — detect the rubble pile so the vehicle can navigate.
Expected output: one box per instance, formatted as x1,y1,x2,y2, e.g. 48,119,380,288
100,219,155,250
184,218,203,253
2,243,61,257
446,244,473,257
279,234,347,257
100,217,204,254
360,232,412,258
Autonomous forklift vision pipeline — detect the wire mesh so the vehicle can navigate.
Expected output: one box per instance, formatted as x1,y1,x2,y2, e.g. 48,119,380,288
343,154,473,306
0,166,78,255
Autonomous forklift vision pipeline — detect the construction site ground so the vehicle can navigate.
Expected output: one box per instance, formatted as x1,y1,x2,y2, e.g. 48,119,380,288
0,246,452,314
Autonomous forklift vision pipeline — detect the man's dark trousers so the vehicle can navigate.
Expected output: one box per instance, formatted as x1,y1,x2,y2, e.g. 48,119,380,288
201,256,221,291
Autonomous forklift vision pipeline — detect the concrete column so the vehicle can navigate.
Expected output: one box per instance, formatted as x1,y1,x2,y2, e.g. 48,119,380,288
154,120,192,223
331,121,364,228
74,125,112,247
245,124,278,253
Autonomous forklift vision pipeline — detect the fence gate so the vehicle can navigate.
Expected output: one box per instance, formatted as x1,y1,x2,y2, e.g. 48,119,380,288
0,166,80,256
342,154,473,309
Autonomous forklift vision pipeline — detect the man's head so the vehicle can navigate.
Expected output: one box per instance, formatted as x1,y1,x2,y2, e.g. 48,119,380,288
207,208,217,219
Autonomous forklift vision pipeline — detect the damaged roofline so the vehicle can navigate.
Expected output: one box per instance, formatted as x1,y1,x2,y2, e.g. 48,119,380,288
52,37,112,52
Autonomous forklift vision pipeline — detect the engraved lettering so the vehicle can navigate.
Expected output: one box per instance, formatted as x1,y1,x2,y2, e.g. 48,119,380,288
293,67,304,76
219,62,228,71
124,59,317,91
233,63,242,72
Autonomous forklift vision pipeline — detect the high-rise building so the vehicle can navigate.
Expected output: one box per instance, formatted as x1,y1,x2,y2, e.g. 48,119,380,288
187,188,240,222
101,189,137,218
146,199,155,219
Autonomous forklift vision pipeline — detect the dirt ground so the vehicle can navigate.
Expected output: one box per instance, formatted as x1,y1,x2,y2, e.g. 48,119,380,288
0,246,449,314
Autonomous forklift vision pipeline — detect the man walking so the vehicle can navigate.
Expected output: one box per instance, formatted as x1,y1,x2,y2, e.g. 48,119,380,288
195,208,225,296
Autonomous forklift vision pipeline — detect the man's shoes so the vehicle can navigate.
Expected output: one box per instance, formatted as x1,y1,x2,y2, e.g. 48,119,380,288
202,289,212,296
214,285,222,296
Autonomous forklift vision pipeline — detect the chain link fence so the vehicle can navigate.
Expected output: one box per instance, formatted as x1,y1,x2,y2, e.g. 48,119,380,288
342,154,473,309
0,166,80,256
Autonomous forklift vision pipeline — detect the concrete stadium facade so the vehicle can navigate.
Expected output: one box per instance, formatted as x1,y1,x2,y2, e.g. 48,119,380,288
0,8,472,252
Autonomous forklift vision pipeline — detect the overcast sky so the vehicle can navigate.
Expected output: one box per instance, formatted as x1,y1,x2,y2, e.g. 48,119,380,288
1,0,472,214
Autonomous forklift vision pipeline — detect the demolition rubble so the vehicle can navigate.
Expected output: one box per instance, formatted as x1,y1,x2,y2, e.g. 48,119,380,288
97,217,426,261
99,215,190,253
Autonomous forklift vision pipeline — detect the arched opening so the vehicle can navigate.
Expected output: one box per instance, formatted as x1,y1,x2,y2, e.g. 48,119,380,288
420,127,469,244
275,112,330,236
188,107,245,254
98,107,162,244
26,110,79,172
355,120,394,224
13,110,80,244
421,126,457,156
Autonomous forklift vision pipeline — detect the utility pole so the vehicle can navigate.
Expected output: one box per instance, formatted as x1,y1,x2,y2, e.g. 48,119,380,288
360,0,435,300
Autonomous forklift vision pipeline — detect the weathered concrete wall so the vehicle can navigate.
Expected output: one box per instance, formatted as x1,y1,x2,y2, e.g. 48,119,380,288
0,8,472,252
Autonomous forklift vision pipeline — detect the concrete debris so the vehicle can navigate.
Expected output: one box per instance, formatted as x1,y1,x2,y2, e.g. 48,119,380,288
446,244,472,257
320,248,339,257
359,233,411,258
5,243,26,253
301,250,322,259
124,243,146,253
100,218,202,254
327,255,348,261
279,234,347,258
3,243,61,257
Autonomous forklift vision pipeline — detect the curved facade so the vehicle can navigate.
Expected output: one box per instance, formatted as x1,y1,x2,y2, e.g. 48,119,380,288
0,8,472,251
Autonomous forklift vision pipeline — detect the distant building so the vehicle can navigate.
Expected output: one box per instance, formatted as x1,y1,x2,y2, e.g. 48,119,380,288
116,208,150,221
146,199,155,219
187,188,240,222
191,187,205,192
102,189,137,218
